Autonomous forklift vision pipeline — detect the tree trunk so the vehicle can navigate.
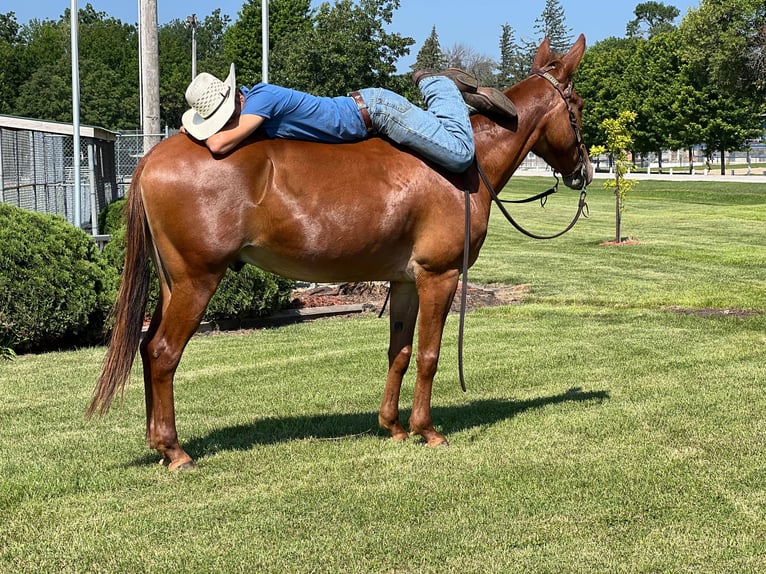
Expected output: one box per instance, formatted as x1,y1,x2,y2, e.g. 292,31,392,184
688,146,694,174
720,147,726,175
614,180,621,244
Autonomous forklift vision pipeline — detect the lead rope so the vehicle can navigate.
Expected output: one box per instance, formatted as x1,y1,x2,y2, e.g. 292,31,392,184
458,170,472,392
477,161,589,240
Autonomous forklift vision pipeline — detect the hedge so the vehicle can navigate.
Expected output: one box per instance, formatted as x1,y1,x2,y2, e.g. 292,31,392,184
0,204,118,353
99,198,295,324
0,200,294,354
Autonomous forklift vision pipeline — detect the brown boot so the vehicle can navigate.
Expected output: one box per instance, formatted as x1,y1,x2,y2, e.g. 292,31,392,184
463,87,517,119
412,68,479,93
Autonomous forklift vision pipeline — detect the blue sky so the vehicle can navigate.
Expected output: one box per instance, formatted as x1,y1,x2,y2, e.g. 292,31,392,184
12,1,701,69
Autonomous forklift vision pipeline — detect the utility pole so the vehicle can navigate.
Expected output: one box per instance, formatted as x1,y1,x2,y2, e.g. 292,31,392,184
185,14,197,80
139,0,161,153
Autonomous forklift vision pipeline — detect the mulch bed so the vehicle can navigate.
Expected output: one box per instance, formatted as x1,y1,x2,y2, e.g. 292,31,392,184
289,281,529,314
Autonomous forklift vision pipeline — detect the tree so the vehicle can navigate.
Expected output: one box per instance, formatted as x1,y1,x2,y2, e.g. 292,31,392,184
590,111,638,244
0,12,22,112
272,0,413,96
498,23,525,87
575,37,638,154
748,21,766,93
159,10,230,129
224,0,314,87
443,43,496,86
680,0,766,173
533,0,573,55
9,6,141,129
412,25,447,72
626,1,680,38
622,31,683,171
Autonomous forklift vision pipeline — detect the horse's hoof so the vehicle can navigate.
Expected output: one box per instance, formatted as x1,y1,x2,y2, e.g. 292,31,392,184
427,438,449,448
390,431,410,442
166,455,196,472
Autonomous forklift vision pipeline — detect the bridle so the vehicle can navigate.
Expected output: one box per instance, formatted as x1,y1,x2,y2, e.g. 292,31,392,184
475,67,591,242
533,67,590,187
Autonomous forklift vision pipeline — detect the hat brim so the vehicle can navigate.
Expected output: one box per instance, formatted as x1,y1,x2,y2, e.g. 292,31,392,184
182,63,237,141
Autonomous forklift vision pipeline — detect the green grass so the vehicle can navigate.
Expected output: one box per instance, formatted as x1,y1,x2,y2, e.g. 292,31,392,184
1,178,765,572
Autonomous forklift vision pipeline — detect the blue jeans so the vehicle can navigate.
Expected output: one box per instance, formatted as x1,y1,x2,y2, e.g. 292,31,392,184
357,77,475,173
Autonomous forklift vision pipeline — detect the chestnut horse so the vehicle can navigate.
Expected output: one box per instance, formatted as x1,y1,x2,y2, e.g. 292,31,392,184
89,36,592,470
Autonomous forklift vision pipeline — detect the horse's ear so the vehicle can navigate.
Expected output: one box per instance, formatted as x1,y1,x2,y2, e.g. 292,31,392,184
532,37,552,70
561,34,586,77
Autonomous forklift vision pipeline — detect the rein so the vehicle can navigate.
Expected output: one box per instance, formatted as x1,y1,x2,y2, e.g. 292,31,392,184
455,70,591,391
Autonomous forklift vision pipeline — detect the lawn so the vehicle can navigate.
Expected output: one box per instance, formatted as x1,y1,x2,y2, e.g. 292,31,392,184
1,177,765,573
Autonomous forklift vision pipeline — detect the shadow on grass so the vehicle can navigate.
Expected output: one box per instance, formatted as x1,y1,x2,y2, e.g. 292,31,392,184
130,387,608,466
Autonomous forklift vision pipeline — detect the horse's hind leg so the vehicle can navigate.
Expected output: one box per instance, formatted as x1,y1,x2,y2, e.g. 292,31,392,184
140,273,222,471
379,281,419,441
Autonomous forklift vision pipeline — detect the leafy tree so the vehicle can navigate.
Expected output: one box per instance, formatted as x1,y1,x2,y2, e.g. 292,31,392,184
14,61,71,121
412,26,447,72
224,0,314,87
498,23,525,88
671,82,707,173
747,20,766,93
10,5,140,129
0,12,22,113
575,37,638,154
626,1,681,38
158,11,231,129
680,0,765,173
533,0,574,54
622,31,683,170
265,0,413,96
589,111,638,244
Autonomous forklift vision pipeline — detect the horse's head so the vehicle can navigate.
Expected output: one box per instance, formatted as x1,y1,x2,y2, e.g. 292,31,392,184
528,35,593,190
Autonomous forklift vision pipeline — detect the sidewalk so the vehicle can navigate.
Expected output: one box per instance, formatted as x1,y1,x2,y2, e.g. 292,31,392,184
517,168,766,184
592,171,766,184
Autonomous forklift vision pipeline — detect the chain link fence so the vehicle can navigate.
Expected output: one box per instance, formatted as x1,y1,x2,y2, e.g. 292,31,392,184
0,116,120,234
114,130,172,196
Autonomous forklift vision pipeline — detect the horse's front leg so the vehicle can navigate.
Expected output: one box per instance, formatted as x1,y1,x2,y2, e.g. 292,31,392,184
410,269,459,446
379,281,419,441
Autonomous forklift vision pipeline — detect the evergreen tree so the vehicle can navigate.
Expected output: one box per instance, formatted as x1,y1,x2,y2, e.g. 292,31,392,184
498,23,524,87
412,26,447,72
533,0,573,55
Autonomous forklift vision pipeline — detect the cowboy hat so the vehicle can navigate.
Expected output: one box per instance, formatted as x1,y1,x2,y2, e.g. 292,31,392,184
182,63,237,140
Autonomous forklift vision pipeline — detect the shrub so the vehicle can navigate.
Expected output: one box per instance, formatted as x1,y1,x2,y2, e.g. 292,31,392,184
99,200,294,325
98,196,126,236
0,204,118,353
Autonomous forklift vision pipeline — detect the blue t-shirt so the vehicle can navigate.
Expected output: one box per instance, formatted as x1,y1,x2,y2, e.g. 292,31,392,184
240,83,368,143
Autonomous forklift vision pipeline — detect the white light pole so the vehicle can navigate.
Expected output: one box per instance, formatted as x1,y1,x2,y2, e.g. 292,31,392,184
71,0,81,228
262,0,269,83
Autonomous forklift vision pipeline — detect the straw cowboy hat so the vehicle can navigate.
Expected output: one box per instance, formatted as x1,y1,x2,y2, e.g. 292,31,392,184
182,63,237,140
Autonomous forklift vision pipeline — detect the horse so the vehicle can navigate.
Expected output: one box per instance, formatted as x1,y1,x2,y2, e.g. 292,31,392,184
88,36,593,471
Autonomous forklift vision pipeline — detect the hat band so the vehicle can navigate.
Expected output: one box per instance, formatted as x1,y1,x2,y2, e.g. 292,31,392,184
199,86,231,119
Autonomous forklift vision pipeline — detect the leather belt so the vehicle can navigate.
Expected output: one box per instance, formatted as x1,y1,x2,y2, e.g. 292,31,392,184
349,91,374,133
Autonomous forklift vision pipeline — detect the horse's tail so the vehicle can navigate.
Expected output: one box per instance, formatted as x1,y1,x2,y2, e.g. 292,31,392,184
87,159,152,418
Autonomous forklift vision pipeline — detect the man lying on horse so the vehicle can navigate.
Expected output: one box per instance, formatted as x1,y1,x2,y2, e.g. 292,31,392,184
180,65,517,173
